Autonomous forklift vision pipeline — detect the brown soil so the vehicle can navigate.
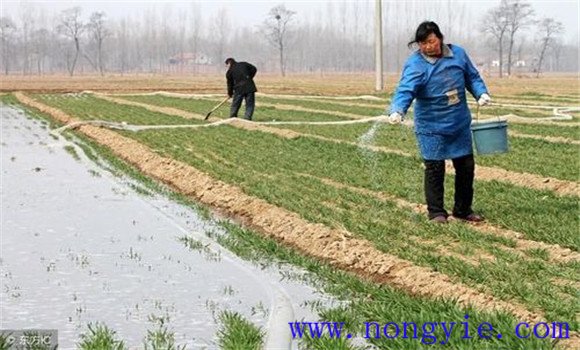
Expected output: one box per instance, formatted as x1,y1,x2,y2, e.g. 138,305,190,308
508,131,580,145
479,114,580,126
94,94,302,139
166,94,378,119
308,174,579,264
98,94,579,197
406,236,496,266
307,130,579,197
12,94,548,318
551,278,580,290
103,93,414,157
256,102,371,119
14,92,580,349
4,73,580,97
139,91,580,137
19,90,579,262
461,163,579,197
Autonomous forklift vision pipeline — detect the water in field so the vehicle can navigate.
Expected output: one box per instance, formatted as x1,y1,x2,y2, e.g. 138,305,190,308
0,106,337,349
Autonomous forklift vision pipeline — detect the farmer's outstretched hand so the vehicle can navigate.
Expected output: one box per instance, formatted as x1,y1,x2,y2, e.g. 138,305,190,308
388,112,403,124
477,93,491,106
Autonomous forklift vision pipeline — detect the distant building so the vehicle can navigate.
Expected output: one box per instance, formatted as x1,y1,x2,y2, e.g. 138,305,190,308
169,52,212,65
167,52,216,74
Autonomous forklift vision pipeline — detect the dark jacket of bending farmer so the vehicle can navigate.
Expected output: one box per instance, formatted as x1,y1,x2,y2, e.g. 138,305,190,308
225,57,258,121
384,21,491,224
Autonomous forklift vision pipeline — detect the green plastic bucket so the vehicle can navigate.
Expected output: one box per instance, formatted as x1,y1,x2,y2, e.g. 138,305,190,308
471,119,509,155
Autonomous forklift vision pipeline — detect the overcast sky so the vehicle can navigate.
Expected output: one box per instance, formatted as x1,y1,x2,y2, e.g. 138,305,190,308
1,0,578,44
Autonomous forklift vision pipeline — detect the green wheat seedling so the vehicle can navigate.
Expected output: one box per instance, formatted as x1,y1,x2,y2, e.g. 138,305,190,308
77,323,126,350
216,311,263,350
143,326,185,350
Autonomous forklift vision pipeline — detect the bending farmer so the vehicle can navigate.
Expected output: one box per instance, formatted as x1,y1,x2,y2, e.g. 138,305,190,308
225,57,258,120
385,21,491,224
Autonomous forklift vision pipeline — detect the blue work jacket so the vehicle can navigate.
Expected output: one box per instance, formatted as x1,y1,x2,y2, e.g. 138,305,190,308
390,44,488,136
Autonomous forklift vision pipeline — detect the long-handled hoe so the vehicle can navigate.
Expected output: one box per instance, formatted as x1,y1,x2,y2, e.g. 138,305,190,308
204,96,231,120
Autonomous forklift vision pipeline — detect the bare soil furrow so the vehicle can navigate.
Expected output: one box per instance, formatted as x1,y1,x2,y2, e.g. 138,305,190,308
98,95,580,197
307,175,579,264
15,92,580,349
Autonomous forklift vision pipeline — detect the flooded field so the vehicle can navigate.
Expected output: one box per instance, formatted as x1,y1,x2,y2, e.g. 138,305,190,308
0,106,332,349
2,81,578,348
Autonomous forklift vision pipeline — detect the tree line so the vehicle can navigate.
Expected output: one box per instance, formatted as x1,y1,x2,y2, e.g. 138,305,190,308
0,0,576,77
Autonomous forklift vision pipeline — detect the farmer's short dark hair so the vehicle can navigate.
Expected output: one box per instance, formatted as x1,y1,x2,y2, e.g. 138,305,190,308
225,57,236,65
408,21,444,48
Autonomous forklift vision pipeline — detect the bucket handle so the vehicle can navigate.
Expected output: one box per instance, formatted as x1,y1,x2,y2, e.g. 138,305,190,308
475,101,504,124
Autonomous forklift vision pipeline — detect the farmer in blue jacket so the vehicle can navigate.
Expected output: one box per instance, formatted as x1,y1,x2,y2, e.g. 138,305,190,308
385,21,491,223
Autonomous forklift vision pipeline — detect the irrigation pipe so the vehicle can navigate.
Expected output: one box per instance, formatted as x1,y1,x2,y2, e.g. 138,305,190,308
148,90,577,109
550,106,579,121
48,99,576,139
468,102,578,121
134,91,384,101
473,104,578,122
50,115,394,136
80,90,577,123
165,91,577,122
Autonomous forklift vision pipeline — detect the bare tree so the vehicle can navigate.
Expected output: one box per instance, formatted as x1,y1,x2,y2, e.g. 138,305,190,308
31,28,50,74
551,38,564,72
351,1,360,71
0,17,16,74
87,12,109,75
322,2,339,72
394,1,401,73
19,7,32,74
57,7,85,76
451,2,467,42
210,8,230,66
2,1,579,76
118,18,129,75
142,10,157,72
160,5,178,73
131,19,145,73
177,12,187,73
481,2,509,77
262,4,296,76
535,18,563,77
446,0,454,39
189,3,202,73
31,10,51,75
505,0,534,76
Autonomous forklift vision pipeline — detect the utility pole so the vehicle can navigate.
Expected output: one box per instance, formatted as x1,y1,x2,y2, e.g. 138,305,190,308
374,0,383,91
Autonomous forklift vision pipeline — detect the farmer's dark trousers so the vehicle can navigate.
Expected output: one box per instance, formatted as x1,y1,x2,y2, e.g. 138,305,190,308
229,92,255,120
424,154,475,219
